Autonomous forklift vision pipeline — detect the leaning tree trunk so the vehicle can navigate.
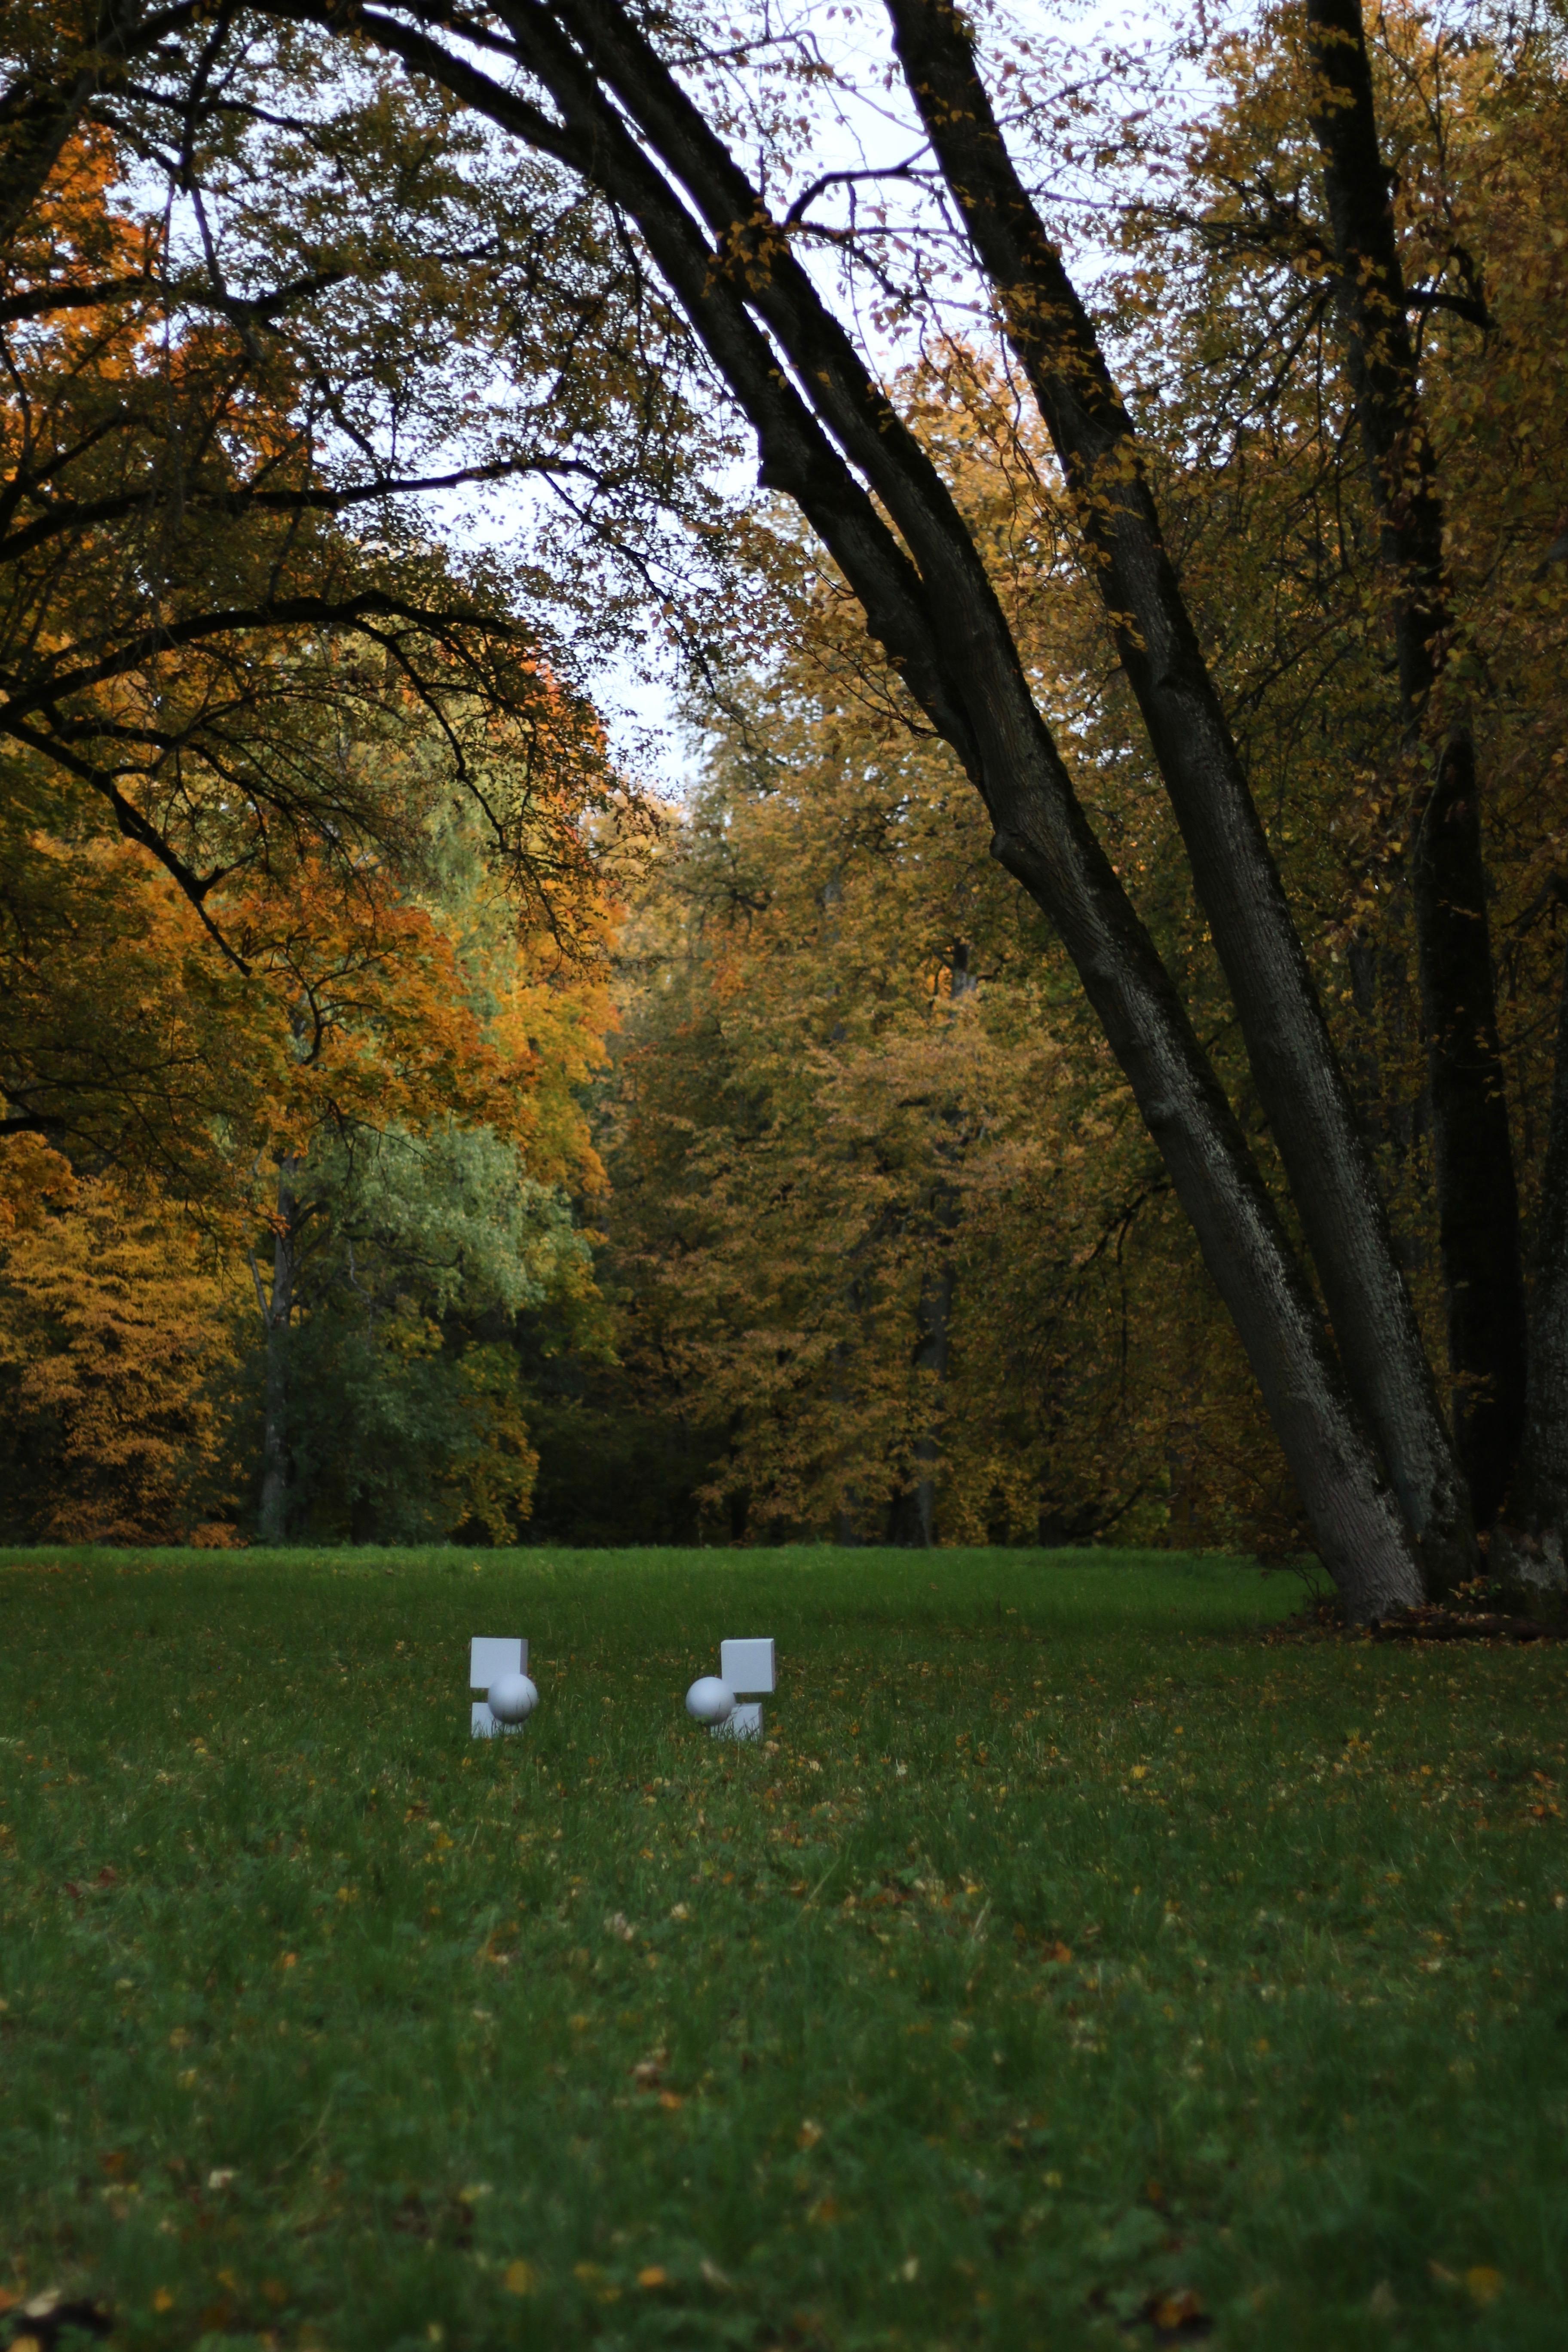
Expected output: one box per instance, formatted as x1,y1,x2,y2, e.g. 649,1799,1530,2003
884,0,1472,1592
1304,0,1525,1528
427,0,1424,1618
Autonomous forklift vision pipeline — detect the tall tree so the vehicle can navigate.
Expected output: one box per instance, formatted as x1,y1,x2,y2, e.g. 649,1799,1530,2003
1302,0,1522,1523
880,0,1466,1583
242,0,1425,1617
1086,2,1568,1571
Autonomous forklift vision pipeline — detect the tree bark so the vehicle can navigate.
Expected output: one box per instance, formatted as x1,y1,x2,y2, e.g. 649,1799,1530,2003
1411,727,1525,1522
1500,937,1568,1585
1304,0,1525,1524
881,0,1470,1590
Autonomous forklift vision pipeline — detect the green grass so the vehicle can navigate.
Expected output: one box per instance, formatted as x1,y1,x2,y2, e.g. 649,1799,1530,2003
1,1544,1566,2352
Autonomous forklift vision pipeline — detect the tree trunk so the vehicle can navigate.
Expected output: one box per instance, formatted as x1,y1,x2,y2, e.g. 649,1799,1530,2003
358,0,1427,1617
1304,0,1525,1523
1499,937,1568,1586
257,1163,298,1547
1411,726,1525,1522
881,0,1470,1591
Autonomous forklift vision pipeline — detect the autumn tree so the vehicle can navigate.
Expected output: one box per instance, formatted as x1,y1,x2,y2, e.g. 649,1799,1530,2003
18,0,1568,1608
245,793,616,1545
0,1147,245,1543
1081,1,1568,1570
590,382,1315,1553
0,45,674,956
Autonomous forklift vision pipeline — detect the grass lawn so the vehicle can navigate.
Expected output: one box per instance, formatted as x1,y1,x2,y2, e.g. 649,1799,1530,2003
1,1544,1565,2352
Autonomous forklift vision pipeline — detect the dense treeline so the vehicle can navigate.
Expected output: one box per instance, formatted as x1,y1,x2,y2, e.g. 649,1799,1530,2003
3,2,1568,1590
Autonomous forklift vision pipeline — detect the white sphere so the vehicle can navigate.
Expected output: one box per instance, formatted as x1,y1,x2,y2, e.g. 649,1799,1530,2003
686,1675,735,1725
488,1672,538,1725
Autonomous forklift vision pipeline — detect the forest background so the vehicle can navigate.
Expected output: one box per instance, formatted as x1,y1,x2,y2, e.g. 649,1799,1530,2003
3,0,1566,1567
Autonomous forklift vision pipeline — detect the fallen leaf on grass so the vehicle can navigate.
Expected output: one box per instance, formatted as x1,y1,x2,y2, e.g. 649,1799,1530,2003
1466,2267,1504,2306
1145,2287,1210,2340
636,2267,668,2290
502,2261,538,2296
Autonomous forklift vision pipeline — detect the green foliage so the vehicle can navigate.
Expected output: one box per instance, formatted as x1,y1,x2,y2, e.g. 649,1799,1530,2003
1,1547,1565,2347
270,1124,593,1545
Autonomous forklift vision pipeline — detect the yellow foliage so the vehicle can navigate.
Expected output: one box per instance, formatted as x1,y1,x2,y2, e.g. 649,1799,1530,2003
0,1173,242,1542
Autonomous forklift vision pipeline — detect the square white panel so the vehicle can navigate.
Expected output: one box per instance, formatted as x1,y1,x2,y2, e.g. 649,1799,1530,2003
720,1638,775,1695
713,1701,763,1741
470,1636,527,1691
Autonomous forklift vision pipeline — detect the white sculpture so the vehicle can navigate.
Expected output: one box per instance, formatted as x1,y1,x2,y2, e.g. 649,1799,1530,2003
488,1670,538,1725
685,1675,735,1725
687,1638,775,1740
470,1637,533,1737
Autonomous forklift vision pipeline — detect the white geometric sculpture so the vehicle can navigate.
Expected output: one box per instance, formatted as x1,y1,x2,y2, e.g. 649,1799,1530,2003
489,1670,538,1725
685,1675,735,1726
686,1638,775,1740
470,1636,533,1738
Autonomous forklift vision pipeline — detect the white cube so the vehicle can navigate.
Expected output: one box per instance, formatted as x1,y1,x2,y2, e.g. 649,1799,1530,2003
714,1701,763,1741
470,1636,527,1691
720,1638,775,1695
472,1700,499,1738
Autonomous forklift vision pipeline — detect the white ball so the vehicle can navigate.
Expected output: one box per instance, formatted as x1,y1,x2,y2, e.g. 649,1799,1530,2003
488,1672,538,1725
685,1676,735,1725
